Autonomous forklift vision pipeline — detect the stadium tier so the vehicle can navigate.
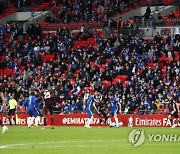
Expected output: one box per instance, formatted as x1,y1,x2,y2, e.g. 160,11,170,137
0,0,179,118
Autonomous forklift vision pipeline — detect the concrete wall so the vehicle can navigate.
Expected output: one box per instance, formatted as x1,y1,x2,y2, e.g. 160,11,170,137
141,26,180,38
115,5,176,21
0,11,45,23
0,10,50,32
23,11,49,32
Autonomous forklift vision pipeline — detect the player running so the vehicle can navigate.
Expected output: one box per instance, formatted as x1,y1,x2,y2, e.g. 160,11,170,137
23,91,40,128
168,97,179,128
83,90,90,107
7,94,17,125
0,118,8,133
84,92,99,128
41,84,55,129
0,92,8,133
95,93,108,127
107,92,121,128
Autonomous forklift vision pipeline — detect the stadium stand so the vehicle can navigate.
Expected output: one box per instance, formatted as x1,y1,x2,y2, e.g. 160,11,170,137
0,0,179,115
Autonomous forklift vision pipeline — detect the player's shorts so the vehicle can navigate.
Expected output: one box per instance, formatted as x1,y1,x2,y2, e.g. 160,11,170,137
8,109,16,116
109,107,118,116
44,102,53,114
85,108,93,117
98,109,107,118
171,111,179,119
28,108,40,117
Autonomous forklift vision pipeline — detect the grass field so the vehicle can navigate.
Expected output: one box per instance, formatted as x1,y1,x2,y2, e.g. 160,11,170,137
0,126,180,154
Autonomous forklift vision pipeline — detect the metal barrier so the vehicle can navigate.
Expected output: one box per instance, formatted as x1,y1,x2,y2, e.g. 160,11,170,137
102,24,180,39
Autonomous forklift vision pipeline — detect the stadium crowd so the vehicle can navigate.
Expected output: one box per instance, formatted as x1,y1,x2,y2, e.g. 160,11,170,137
45,0,136,23
0,19,179,115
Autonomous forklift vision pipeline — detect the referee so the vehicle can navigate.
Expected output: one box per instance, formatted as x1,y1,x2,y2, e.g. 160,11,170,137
7,94,17,125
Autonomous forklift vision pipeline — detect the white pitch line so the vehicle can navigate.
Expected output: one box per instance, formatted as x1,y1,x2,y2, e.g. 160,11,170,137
0,140,124,149
1,140,180,149
5,144,130,149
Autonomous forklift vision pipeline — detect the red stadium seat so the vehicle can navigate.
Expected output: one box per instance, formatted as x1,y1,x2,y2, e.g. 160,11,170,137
69,78,75,86
116,75,127,83
102,80,111,89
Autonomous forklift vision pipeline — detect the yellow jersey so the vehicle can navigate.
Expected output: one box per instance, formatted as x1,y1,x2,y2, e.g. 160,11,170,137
9,99,17,109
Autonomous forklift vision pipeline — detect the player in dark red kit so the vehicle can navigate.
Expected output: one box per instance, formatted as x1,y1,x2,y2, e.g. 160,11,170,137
97,100,108,128
0,92,8,133
41,84,55,129
94,92,108,128
168,96,180,128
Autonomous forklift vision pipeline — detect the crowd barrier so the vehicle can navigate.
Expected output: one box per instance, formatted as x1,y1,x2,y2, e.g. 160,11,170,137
0,113,179,127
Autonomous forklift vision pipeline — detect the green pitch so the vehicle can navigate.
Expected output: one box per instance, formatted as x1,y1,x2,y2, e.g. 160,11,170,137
0,126,180,154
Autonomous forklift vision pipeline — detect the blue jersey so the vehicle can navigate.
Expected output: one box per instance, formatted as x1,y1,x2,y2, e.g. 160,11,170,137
109,97,119,116
86,96,94,110
24,95,38,110
85,96,95,117
109,98,118,109
24,95,40,117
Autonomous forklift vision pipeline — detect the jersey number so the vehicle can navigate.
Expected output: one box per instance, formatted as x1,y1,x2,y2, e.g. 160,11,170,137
44,91,51,99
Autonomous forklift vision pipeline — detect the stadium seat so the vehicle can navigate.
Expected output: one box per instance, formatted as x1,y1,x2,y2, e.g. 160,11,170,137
102,80,111,89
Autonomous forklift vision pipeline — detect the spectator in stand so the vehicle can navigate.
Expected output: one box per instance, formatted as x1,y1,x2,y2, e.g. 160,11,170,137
0,21,179,116
145,4,151,17
120,1,126,12
128,0,135,9
109,18,116,29
117,17,125,29
129,17,135,28
168,11,176,19
144,4,152,26
45,14,52,23
34,0,41,7
153,32,162,44
0,1,5,13
157,13,164,26
150,101,157,114
43,0,138,24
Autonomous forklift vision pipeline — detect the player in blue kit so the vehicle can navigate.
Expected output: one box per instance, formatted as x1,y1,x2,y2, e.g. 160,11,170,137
107,92,121,128
84,92,99,128
23,91,40,128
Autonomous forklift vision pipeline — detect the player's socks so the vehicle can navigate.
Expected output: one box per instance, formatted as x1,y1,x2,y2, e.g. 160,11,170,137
8,118,12,125
86,119,90,127
50,116,53,126
107,118,112,126
104,117,108,123
115,117,119,127
170,119,175,127
28,117,31,127
0,119,2,126
13,118,16,125
44,117,47,126
28,117,32,128
50,116,54,129
35,116,40,126
99,119,103,125
2,125,8,133
86,118,92,127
